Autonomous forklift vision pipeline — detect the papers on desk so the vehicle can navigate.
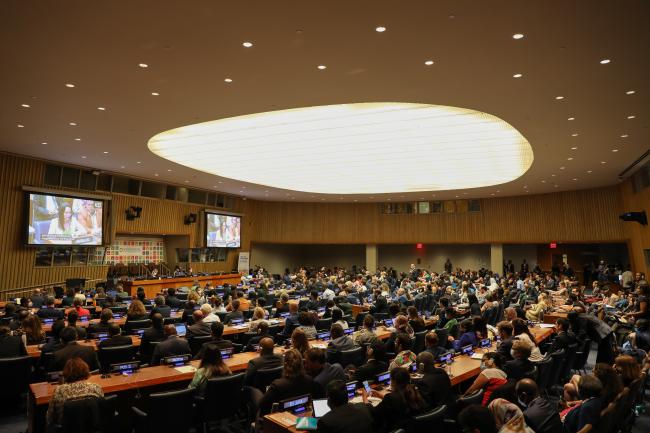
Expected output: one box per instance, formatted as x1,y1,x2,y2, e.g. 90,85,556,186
232,324,249,329
470,353,484,360
538,324,556,328
311,342,327,349
349,396,381,406
174,365,196,374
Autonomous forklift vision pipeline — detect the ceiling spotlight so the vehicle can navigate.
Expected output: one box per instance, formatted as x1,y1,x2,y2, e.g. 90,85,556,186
612,149,619,152
560,166,566,170
571,146,578,150
138,63,148,68
154,173,159,176
21,104,30,108
151,92,160,96
541,180,546,183
567,117,575,121
554,185,559,188
551,174,556,177
571,133,579,137
136,161,141,164
224,78,233,83
17,124,24,128
601,161,607,164
242,41,253,48
599,59,611,64
65,83,75,88
620,134,629,138
185,180,190,183
317,65,327,70
627,115,635,119
74,138,81,141
120,165,125,169
424,60,434,66
512,33,524,39
512,73,522,78
81,155,86,159
572,178,578,181
587,170,593,173
375,26,386,32
41,142,47,145
103,151,109,154
69,122,77,126
567,157,574,160
97,107,106,111
555,96,564,100
167,169,172,172
626,90,635,95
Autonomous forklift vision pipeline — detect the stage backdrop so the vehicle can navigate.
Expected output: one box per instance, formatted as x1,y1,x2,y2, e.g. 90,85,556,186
104,237,165,264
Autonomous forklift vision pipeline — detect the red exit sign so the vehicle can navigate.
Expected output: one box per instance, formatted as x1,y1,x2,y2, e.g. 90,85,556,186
549,243,557,249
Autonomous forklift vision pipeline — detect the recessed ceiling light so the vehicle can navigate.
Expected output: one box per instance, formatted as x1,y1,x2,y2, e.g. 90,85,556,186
490,193,495,196
17,124,24,128
65,83,75,88
81,155,86,159
627,115,635,119
496,190,500,193
555,96,564,100
601,161,607,164
626,90,635,95
136,161,141,164
541,180,546,183
512,33,524,39
571,146,578,150
167,169,172,172
74,138,81,141
154,173,159,176
69,122,77,126
120,165,125,169
224,78,233,83
375,26,386,32
512,73,522,78
218,181,223,184
567,157,574,160
587,170,593,173
138,63,148,68
554,184,559,188
354,199,358,202
321,198,325,201
572,178,578,181
560,166,565,170
21,103,30,108
567,117,575,121
599,59,611,64
151,92,159,96
424,60,434,66
317,65,327,70
242,41,253,48
185,180,190,183
103,151,109,154
612,149,619,152
551,174,556,177
41,142,47,145
620,134,629,138
571,133,579,137
97,107,106,111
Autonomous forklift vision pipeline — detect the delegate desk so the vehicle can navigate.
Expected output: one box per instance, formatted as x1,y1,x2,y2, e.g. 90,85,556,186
123,273,242,299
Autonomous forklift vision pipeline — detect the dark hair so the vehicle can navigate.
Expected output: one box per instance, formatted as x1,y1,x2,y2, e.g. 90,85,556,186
167,288,176,297
459,318,474,334
108,323,121,337
330,323,344,339
512,318,537,346
425,331,439,347
231,299,240,311
298,311,313,326
459,405,497,433
468,294,479,306
67,310,79,325
200,344,231,377
151,313,164,329
497,321,513,337
593,363,623,404
210,321,225,338
363,314,375,329
578,374,603,399
60,326,78,344
63,357,90,383
390,367,425,412
557,318,570,331
445,307,456,318
100,308,113,323
395,332,412,352
369,341,387,361
326,380,348,407
331,308,343,323
305,347,327,364
482,351,506,369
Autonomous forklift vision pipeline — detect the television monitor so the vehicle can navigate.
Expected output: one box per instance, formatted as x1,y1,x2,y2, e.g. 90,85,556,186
375,371,391,386
205,212,241,248
25,192,105,245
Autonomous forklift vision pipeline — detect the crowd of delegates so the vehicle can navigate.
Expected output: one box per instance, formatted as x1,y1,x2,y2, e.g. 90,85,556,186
1,262,650,432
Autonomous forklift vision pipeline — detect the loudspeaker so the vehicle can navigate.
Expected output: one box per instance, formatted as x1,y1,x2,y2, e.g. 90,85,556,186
184,213,197,225
125,206,142,221
619,211,647,225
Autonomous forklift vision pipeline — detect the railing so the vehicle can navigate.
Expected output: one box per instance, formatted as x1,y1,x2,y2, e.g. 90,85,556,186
0,278,106,302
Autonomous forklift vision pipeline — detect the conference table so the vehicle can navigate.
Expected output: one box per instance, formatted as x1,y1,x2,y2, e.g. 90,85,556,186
27,323,554,433
122,273,242,299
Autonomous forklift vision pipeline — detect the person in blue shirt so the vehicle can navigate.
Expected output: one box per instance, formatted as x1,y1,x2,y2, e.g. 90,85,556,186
451,319,478,351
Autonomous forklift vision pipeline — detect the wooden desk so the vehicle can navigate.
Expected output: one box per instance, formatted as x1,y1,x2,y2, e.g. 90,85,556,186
41,310,183,332
351,304,371,318
123,274,241,299
543,311,568,324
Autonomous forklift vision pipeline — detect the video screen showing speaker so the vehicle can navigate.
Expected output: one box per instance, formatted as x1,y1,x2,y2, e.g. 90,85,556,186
206,213,241,248
26,192,104,245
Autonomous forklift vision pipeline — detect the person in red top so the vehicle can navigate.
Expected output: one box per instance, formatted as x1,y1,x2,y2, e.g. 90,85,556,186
65,298,90,317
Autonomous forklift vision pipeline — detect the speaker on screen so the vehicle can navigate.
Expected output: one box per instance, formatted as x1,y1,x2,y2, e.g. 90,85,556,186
619,211,647,225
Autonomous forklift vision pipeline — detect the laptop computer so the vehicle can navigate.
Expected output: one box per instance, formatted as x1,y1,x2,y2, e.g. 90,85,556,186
312,398,331,418
375,371,391,387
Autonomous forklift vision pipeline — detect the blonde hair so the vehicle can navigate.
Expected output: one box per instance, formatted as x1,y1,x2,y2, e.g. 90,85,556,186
128,300,147,316
283,349,305,379
253,307,266,320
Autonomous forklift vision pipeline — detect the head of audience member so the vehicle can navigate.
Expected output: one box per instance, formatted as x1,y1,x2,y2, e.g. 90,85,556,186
593,363,623,404
367,340,386,362
154,295,165,307
326,380,349,410
556,317,571,333
481,352,505,371
99,308,113,324
107,323,121,337
252,307,266,321
330,323,344,340
363,314,375,331
458,404,497,433
67,310,79,326
291,328,310,355
200,303,213,317
425,331,440,351
137,292,146,303
459,318,474,335
128,300,146,316
259,337,274,355
151,312,164,330
472,316,488,338
510,339,532,360
72,298,84,309
407,306,420,320
515,378,539,407
416,351,436,374
167,288,176,298
488,398,529,432
45,296,56,308
210,321,224,339
388,303,401,318
395,332,412,354
614,355,642,386
504,307,517,322
288,301,299,315
331,308,343,323
199,343,228,374
62,357,91,384
51,319,66,340
389,367,424,409
163,324,177,338
231,299,241,312
192,310,204,324
445,307,456,321
304,347,327,376
511,318,537,346
298,311,313,327
60,326,78,345
577,374,603,400
282,348,305,379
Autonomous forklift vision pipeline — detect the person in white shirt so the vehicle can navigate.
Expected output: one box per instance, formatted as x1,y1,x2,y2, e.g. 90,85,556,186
322,286,336,301
200,304,220,323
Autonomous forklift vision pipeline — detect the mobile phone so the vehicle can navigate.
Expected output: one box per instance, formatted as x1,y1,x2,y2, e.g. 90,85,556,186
362,380,372,394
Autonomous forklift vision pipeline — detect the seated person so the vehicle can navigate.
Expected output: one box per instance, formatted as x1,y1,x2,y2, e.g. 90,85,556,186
450,318,478,351
504,339,535,381
150,295,171,318
200,303,220,323
304,347,346,388
563,374,603,433
244,337,283,387
407,306,426,332
45,358,104,428
65,298,90,318
0,325,27,357
36,296,65,320
245,321,274,352
331,308,349,330
139,313,166,363
87,309,113,335
414,351,454,407
51,327,99,372
548,318,577,353
488,398,536,433
187,310,211,338
525,293,551,322
223,300,244,324
98,323,132,348
150,324,191,365
165,288,182,308
297,311,317,339
328,323,358,358
65,310,87,340
354,314,379,346
458,404,498,433
195,321,233,360
291,328,310,357
273,294,291,318
496,321,515,361
628,318,650,352
21,314,46,345
249,307,268,333
126,300,149,322
463,351,508,406
423,331,447,359
352,341,388,382
515,378,563,433
187,344,231,395
388,333,417,371
317,380,374,433
258,349,324,415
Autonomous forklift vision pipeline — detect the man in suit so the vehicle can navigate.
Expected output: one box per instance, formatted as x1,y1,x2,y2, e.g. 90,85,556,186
186,310,211,338
352,341,388,382
98,323,133,348
516,379,563,433
244,337,283,387
548,318,577,353
150,295,171,318
496,321,515,361
414,351,454,407
36,296,65,320
165,288,183,309
30,288,45,308
140,313,165,363
195,321,233,360
317,380,373,433
51,327,99,372
223,299,244,324
87,308,113,335
150,324,191,365
504,339,535,381
304,347,346,389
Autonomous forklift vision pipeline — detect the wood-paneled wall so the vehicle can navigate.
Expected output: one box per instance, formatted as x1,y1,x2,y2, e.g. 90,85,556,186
247,187,626,244
619,179,650,275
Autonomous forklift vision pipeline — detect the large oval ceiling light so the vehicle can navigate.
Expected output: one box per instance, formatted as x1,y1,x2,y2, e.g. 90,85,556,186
148,102,534,194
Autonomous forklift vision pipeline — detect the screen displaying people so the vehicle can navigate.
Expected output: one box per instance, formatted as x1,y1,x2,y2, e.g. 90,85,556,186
206,213,241,248
27,193,103,245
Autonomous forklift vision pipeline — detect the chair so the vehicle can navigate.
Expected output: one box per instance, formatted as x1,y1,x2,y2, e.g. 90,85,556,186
109,306,127,314
355,312,368,329
57,395,118,433
534,356,554,395
163,317,181,325
98,345,137,373
339,346,366,368
140,340,160,364
316,318,332,331
267,324,280,338
189,335,213,357
547,349,565,389
414,330,427,354
132,387,196,433
123,319,151,334
572,338,592,374
407,404,447,432
434,328,449,348
456,389,484,411
195,373,246,432
0,356,32,403
558,343,578,382
253,365,283,391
